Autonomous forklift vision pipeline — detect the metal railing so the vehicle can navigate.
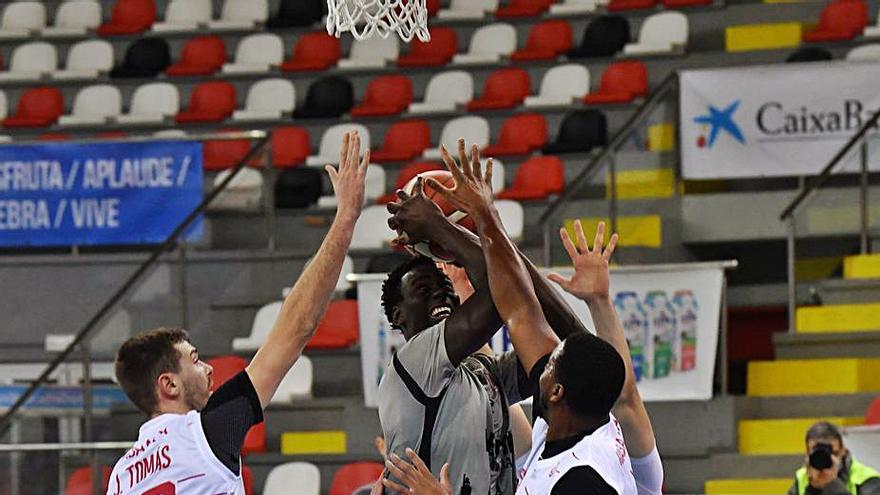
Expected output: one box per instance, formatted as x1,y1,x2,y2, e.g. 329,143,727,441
779,110,880,330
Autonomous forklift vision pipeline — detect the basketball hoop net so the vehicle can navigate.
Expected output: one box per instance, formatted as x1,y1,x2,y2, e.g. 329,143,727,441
326,0,431,42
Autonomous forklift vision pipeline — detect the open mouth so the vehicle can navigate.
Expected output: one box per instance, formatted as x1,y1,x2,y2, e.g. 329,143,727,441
430,305,453,319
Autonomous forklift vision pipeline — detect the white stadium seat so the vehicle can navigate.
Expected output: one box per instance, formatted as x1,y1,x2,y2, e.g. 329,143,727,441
337,36,400,70
495,200,524,241
59,85,122,126
0,2,46,39
263,463,320,495
437,0,497,21
549,0,600,16
115,83,180,125
0,42,57,82
423,116,490,159
0,90,7,119
209,168,264,211
233,78,296,121
152,0,212,32
270,356,314,403
408,71,474,115
52,40,114,80
232,301,282,352
153,129,188,138
351,205,395,250
42,0,101,37
524,64,590,108
208,0,268,31
847,44,880,61
317,164,386,207
453,23,517,65
222,33,284,74
624,12,688,56
864,9,880,38
306,124,371,166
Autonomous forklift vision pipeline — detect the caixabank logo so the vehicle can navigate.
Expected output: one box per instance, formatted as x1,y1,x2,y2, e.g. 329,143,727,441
692,100,745,149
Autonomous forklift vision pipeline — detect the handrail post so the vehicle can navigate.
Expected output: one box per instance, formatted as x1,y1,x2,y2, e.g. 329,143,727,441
860,140,870,255
786,216,797,332
264,138,276,251
608,154,619,249
179,242,189,329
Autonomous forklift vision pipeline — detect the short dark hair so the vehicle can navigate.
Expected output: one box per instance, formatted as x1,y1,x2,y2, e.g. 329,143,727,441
381,256,445,329
806,421,843,444
115,327,190,416
556,332,625,418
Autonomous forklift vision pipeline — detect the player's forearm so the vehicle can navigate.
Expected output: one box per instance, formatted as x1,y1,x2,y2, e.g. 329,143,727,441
430,219,488,290
585,296,639,403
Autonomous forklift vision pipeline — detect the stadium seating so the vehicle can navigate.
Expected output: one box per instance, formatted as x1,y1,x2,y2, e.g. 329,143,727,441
803,0,868,42
329,462,384,495
115,83,179,125
98,0,156,36
351,205,398,249
496,156,565,200
495,200,525,240
786,46,833,63
270,126,311,168
496,0,554,18
568,15,631,58
543,110,608,153
376,161,443,204
3,87,63,128
233,79,296,121
624,12,689,55
467,68,531,111
437,0,498,20
423,116,491,159
176,81,237,123
549,0,601,15
408,71,474,115
510,20,574,62
53,40,114,80
269,356,314,403
281,32,341,72
264,463,321,495
222,33,284,74
0,92,7,120
242,465,255,495
864,8,880,38
166,36,227,76
233,301,282,352
152,0,211,32
110,37,171,78
210,168,264,211
525,64,589,109
42,0,101,37
371,120,432,162
208,0,269,31
59,85,122,126
65,466,111,495
584,60,648,105
453,23,517,65
351,75,413,117
482,113,548,157
607,0,656,12
338,36,400,70
307,124,371,166
203,130,252,170
267,0,325,28
294,76,354,119
488,159,506,194
663,0,712,7
397,27,458,67
275,167,323,208
866,397,880,424
318,165,387,206
0,42,56,82
847,44,880,61
308,299,360,349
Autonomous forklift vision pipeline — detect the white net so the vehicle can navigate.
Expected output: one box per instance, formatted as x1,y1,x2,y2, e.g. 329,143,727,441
326,0,430,42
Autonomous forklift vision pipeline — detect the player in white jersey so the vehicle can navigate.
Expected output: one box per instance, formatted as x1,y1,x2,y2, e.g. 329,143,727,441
107,131,370,495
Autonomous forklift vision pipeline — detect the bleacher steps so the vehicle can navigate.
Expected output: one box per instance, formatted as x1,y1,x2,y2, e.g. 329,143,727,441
281,431,347,455
735,393,877,420
738,417,863,455
662,453,801,493
844,254,880,279
704,477,792,495
774,331,880,359
747,358,880,396
819,278,880,305
795,303,880,333
724,22,802,52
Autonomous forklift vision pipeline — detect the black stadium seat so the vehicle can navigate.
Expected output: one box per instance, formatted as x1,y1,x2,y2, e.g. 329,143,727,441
294,76,354,119
267,0,325,28
110,37,170,78
543,110,608,154
567,15,630,58
275,167,323,208
786,46,833,63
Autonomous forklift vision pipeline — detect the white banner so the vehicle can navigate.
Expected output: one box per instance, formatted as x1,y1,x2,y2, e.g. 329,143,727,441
354,262,727,407
680,62,880,179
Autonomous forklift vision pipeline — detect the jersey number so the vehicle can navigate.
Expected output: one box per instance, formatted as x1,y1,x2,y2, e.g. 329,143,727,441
143,481,176,495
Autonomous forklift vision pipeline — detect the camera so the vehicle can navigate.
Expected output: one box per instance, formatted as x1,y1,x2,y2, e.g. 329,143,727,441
809,442,834,470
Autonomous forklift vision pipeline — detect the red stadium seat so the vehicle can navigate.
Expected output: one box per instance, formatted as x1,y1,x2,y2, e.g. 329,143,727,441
271,126,311,168
203,130,252,171
467,68,531,111
495,0,553,18
4,87,64,128
376,161,443,204
372,120,431,163
397,27,457,67
496,156,564,201
803,0,868,42
38,133,71,141
205,355,265,454
65,466,111,495
97,0,156,35
176,81,237,123
607,0,656,11
97,131,128,139
243,422,266,454
662,0,711,7
282,32,341,72
329,462,385,495
866,396,880,425
166,36,227,76
242,465,255,495
483,114,548,157
584,61,648,105
308,299,360,349
351,75,413,117
510,20,573,62
427,0,440,16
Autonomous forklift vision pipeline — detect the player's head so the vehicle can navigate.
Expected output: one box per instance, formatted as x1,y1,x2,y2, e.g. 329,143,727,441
115,327,214,417
382,256,459,340
539,332,625,420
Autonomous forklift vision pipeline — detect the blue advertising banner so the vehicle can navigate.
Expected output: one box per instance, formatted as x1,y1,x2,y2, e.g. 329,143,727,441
0,140,203,246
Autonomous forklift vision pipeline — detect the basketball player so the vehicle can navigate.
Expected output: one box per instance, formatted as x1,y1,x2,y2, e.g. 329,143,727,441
106,132,370,495
379,140,592,495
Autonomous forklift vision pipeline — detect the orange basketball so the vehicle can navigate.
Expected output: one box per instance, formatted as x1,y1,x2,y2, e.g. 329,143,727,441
402,170,476,262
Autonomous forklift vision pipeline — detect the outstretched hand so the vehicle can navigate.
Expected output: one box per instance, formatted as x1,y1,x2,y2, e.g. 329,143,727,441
548,220,618,303
426,138,494,221
326,131,369,222
382,448,452,495
386,179,446,246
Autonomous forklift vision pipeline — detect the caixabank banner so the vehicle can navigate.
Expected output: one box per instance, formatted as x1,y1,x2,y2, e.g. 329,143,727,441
680,62,880,179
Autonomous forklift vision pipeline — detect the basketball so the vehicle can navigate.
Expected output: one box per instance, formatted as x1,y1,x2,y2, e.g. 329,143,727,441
401,170,476,263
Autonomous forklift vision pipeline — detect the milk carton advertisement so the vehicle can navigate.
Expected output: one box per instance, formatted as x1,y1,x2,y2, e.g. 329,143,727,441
644,291,676,379
614,291,649,382
673,290,698,372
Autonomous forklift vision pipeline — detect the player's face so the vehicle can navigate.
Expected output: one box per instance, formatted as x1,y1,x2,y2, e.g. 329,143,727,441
174,341,213,411
538,341,565,414
395,264,459,339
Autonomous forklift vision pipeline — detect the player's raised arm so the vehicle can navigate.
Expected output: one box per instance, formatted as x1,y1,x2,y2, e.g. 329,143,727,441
426,144,558,374
246,132,369,408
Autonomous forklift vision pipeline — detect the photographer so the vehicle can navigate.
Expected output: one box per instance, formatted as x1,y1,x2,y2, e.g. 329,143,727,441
787,422,880,495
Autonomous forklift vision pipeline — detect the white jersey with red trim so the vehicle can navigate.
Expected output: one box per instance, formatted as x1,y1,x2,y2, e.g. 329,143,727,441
516,415,638,495
107,411,245,495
